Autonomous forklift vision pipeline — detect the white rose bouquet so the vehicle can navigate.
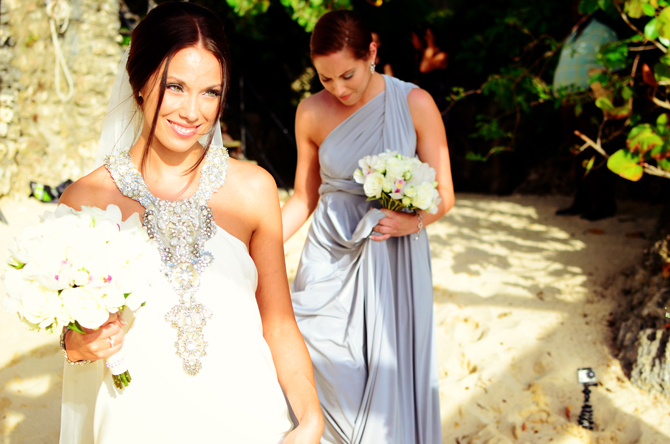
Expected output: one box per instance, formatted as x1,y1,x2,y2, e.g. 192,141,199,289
1,204,158,390
353,151,441,215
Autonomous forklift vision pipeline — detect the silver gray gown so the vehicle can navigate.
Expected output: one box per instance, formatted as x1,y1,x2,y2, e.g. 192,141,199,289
291,75,441,444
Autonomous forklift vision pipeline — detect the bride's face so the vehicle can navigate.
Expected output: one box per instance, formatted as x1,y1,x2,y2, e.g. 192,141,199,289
140,44,222,154
313,46,376,106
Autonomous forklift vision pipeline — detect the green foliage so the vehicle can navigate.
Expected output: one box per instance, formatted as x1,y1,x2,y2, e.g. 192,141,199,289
226,0,352,31
450,0,670,181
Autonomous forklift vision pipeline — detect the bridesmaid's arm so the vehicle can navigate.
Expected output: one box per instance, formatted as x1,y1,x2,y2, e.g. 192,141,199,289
281,99,322,243
248,169,324,442
371,88,455,241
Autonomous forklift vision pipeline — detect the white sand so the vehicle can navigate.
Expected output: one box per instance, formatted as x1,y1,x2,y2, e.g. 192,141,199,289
1,193,669,443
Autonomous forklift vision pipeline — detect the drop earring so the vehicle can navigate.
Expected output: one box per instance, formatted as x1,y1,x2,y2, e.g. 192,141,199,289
370,63,376,74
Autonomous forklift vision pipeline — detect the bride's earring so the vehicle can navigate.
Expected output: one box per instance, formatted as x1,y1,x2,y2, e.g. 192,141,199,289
370,63,376,74
137,92,144,105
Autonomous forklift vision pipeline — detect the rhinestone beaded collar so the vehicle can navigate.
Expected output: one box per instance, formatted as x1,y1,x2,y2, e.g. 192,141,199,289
105,145,229,375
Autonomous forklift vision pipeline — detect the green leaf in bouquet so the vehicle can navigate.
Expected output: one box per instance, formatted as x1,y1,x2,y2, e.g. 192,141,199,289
607,149,644,181
8,262,25,270
626,124,664,154
68,320,86,334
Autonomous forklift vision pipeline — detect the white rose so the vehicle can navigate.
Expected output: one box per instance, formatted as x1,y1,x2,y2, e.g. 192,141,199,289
73,270,90,287
385,157,404,179
363,172,385,198
404,186,417,198
412,183,436,211
402,196,412,206
20,282,62,329
61,287,110,329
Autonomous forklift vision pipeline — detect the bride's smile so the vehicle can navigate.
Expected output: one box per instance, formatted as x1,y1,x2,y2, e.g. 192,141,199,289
138,44,223,157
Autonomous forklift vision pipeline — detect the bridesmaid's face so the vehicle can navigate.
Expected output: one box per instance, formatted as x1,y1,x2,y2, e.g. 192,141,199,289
313,45,376,106
140,44,223,154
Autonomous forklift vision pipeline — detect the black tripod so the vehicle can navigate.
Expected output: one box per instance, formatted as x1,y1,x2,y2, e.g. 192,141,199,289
577,383,596,430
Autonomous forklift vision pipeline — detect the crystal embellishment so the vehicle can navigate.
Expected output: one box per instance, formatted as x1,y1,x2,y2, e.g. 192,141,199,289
106,146,229,375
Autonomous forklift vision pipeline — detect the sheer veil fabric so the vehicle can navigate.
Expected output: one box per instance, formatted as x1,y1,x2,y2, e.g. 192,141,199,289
93,47,224,170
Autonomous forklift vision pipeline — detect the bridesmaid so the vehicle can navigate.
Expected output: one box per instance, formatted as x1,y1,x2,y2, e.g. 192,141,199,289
281,10,455,444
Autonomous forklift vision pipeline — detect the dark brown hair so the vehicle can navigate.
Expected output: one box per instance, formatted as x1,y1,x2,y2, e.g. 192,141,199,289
310,10,372,60
127,1,230,171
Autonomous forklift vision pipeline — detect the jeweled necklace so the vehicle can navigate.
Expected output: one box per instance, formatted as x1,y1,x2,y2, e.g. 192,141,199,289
106,145,229,375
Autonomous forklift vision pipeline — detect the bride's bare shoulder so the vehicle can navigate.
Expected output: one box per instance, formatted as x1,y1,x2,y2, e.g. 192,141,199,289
211,158,279,214
58,166,124,211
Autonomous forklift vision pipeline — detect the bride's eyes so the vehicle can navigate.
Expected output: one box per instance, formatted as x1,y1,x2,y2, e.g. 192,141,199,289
166,84,184,93
204,90,222,98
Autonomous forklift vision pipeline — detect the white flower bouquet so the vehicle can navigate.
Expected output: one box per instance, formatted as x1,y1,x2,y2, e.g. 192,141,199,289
1,204,157,390
353,151,441,214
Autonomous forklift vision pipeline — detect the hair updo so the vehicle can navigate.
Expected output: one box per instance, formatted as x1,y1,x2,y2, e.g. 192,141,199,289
310,10,372,60
126,1,230,168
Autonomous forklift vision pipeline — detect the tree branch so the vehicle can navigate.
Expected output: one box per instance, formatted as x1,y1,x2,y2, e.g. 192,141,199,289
614,0,667,54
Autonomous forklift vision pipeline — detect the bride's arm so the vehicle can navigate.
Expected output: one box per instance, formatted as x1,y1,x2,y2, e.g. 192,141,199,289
371,88,455,241
249,169,324,441
281,99,322,243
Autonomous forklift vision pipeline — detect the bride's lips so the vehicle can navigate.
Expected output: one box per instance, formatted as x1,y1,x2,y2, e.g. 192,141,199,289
168,120,201,137
340,93,352,101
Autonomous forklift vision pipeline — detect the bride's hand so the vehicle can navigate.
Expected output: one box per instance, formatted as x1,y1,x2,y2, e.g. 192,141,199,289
370,208,421,241
64,312,126,362
282,420,323,444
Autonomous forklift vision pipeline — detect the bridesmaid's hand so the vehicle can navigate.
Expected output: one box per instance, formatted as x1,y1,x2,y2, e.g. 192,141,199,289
64,313,126,362
370,208,421,242
282,419,323,444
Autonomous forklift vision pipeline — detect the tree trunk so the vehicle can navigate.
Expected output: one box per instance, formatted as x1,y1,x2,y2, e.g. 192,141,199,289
612,208,670,400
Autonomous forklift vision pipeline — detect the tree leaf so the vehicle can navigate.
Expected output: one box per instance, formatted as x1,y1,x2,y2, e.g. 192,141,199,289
583,155,596,177
650,141,670,159
595,96,614,111
626,0,647,18
579,0,599,14
658,158,670,170
657,7,670,39
607,149,644,181
646,18,659,39
643,3,657,16
654,62,670,83
627,124,664,154
622,85,634,100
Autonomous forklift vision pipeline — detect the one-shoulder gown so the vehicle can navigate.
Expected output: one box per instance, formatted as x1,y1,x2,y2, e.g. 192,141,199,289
59,146,293,444
292,75,441,443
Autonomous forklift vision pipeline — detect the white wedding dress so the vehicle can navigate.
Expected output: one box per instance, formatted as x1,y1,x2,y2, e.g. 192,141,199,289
59,146,292,444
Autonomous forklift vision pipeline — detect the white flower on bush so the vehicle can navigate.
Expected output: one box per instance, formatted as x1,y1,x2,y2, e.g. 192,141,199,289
363,172,385,198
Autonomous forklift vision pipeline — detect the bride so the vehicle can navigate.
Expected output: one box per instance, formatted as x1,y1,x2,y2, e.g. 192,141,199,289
57,2,322,443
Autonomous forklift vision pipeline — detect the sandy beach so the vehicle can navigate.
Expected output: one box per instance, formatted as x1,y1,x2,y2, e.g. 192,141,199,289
1,193,669,443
